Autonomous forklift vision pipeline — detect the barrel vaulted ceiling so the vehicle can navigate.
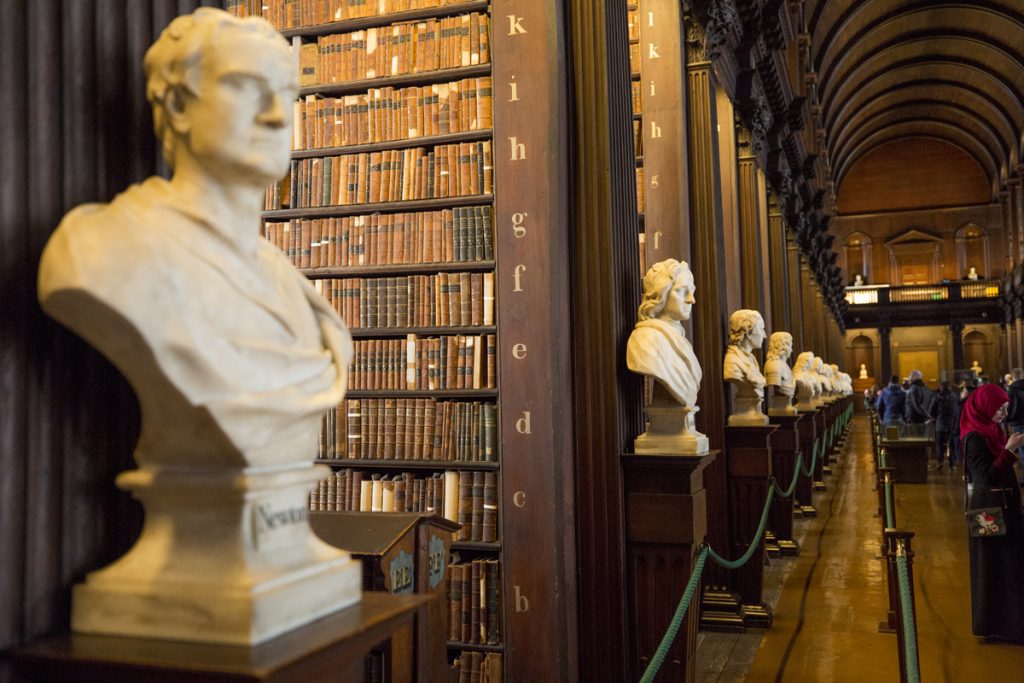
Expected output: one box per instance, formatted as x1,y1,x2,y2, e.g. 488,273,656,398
806,0,1024,199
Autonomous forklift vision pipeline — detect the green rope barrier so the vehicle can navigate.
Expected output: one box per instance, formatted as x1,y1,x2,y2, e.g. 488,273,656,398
637,546,709,683
637,435,824,682
884,479,895,528
896,555,922,683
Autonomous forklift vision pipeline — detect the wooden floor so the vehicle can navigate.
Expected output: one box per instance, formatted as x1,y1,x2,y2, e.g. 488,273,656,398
696,414,1024,682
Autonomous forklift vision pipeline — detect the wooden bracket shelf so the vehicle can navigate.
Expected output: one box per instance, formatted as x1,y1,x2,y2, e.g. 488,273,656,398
292,129,493,160
345,389,498,398
450,541,500,552
301,64,492,98
446,641,504,653
281,1,492,39
264,194,493,220
316,459,500,471
351,325,497,338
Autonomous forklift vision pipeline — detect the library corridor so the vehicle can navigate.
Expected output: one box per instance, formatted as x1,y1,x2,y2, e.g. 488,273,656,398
695,415,1024,682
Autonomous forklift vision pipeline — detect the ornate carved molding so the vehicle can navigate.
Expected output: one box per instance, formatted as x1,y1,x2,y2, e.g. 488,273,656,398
683,3,709,65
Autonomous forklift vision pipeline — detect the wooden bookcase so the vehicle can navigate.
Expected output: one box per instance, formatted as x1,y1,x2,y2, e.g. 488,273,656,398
228,1,574,680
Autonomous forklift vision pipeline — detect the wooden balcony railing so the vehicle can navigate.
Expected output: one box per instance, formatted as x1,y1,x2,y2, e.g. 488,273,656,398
845,280,1000,306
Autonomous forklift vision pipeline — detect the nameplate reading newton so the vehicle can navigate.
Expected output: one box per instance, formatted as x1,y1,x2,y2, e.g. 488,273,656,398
251,503,308,551
428,533,447,590
388,549,415,595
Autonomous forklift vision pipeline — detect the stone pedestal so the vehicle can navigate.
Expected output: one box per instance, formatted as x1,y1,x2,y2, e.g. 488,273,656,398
795,411,817,516
766,386,797,417
624,451,717,682
72,464,362,645
635,401,710,455
727,390,769,427
767,414,804,557
702,426,777,630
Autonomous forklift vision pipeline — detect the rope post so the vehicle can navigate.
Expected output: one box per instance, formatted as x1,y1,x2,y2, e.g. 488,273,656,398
886,530,920,683
877,468,898,635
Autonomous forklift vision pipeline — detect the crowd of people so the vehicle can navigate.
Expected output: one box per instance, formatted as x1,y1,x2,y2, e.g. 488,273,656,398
867,368,1024,644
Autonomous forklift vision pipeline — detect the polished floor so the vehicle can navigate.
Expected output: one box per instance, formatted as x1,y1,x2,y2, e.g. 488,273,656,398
697,415,1024,682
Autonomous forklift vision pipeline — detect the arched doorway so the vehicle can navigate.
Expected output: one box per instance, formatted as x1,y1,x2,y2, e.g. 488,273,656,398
963,330,991,378
849,334,875,381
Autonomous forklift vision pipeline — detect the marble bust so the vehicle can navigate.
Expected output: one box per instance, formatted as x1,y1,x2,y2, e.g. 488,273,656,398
793,351,818,411
853,274,864,286
765,331,797,416
37,8,360,645
626,259,708,454
724,309,769,426
829,363,843,395
967,266,979,280
859,363,868,379
811,356,830,405
971,359,983,374
840,372,853,395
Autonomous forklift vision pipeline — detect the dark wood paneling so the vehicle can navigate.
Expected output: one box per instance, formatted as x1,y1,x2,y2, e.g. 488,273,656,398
566,0,643,679
837,138,990,214
0,0,215,667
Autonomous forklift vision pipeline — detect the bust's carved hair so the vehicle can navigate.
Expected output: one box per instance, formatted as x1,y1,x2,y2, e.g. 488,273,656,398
144,8,286,170
638,259,694,321
794,351,815,372
766,332,792,360
728,309,762,345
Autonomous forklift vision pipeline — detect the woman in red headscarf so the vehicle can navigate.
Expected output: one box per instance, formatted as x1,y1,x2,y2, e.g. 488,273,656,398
961,383,1024,642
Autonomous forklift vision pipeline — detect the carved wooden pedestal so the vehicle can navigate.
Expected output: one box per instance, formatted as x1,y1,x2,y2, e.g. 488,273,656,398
13,592,432,683
812,409,827,490
703,427,776,631
767,414,804,557
795,411,818,516
624,451,717,683
881,439,931,484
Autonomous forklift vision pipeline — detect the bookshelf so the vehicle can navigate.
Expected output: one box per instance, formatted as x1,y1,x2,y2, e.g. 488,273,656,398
228,1,573,679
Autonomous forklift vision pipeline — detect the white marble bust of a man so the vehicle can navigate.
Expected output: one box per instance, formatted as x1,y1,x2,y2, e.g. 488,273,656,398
859,363,868,379
765,331,797,415
724,309,768,425
793,351,818,410
38,10,348,469
811,356,829,404
626,259,701,407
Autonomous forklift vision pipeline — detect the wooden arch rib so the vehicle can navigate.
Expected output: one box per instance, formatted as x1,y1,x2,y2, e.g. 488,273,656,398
833,101,1010,173
826,75,1021,150
836,127,997,194
819,32,1024,112
811,0,1024,77
824,56,1024,133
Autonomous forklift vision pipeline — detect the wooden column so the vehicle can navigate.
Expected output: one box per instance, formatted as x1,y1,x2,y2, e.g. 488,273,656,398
565,0,645,679
637,0,691,267
766,192,789,332
736,123,765,314
492,2,578,680
1000,189,1013,273
950,322,965,374
879,323,893,383
683,8,732,603
786,232,805,351
767,414,803,555
1014,174,1024,265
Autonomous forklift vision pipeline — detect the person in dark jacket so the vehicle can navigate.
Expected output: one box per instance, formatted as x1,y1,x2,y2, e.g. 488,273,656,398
960,383,1024,642
875,375,906,432
904,369,933,425
1003,368,1024,459
929,381,959,471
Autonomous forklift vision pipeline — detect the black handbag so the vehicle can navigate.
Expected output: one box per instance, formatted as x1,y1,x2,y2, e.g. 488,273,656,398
966,506,1007,537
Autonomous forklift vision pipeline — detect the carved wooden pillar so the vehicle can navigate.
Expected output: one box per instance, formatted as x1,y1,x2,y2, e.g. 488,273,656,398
786,231,805,350
1000,189,1013,273
879,323,893,382
683,6,732,603
637,0,691,267
767,192,789,332
736,122,764,314
950,322,965,375
1014,173,1024,265
800,263,817,353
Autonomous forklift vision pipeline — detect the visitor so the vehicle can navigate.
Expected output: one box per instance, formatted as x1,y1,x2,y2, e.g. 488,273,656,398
904,369,933,429
960,383,1024,643
929,381,959,471
1003,368,1024,460
876,375,906,434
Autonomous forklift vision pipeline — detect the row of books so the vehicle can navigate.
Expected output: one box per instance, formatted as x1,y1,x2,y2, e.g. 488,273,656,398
296,12,490,86
449,558,501,645
450,651,502,683
636,166,645,213
629,41,640,76
628,7,640,42
265,141,493,209
264,206,493,268
292,77,492,150
348,334,496,390
631,80,642,116
228,0,470,29
309,469,498,542
633,119,643,157
318,398,497,461
318,272,495,329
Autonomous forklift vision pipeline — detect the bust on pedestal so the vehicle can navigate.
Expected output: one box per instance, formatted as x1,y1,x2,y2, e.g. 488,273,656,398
812,356,830,405
627,259,709,455
37,9,360,645
724,310,769,426
971,359,983,376
793,352,818,412
859,363,868,379
765,332,797,416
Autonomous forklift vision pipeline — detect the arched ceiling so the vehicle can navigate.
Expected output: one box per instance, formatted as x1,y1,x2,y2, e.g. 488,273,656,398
805,0,1024,201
